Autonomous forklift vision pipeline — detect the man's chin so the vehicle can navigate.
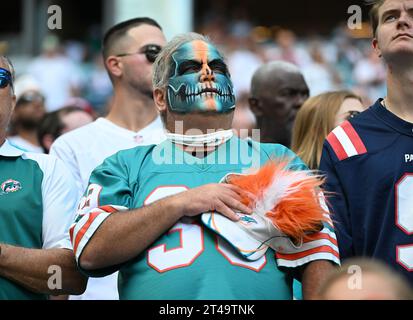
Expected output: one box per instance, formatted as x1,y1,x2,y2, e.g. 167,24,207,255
384,46,413,61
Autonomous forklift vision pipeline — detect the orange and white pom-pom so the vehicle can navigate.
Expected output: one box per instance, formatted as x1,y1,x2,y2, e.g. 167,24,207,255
227,160,330,242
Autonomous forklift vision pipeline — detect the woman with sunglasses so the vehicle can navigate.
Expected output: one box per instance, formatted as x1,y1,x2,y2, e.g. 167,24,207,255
291,90,365,170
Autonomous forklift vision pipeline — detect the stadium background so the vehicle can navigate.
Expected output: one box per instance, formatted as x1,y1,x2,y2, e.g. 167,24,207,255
0,0,385,113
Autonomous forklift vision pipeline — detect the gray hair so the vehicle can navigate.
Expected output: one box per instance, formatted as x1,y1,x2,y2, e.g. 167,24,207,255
152,32,211,91
0,55,15,92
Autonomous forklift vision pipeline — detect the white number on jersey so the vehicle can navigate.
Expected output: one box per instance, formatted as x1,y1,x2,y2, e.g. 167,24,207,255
144,186,267,273
395,174,413,271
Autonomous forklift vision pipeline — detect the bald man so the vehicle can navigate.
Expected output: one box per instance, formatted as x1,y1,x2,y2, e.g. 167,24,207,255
318,258,413,300
249,61,309,146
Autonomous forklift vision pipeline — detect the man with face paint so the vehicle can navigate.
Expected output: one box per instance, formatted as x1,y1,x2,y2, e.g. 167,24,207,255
70,33,338,300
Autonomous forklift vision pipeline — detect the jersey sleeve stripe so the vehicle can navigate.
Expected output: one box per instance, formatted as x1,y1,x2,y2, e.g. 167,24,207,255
72,211,103,255
327,121,367,161
304,232,338,246
333,126,358,157
98,205,119,213
275,245,339,261
276,252,341,268
277,238,338,254
341,120,367,154
326,130,348,161
74,213,111,260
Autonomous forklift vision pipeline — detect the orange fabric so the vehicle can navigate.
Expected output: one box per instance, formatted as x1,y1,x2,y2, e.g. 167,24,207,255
228,161,330,242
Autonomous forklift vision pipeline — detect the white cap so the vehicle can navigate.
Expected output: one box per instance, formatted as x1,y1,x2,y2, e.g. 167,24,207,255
14,75,42,101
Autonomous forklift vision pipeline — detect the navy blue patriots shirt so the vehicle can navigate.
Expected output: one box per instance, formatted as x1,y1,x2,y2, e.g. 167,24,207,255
320,99,413,285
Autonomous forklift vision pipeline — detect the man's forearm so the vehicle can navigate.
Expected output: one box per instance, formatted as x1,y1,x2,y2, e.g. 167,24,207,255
301,260,337,300
0,244,87,295
79,195,183,270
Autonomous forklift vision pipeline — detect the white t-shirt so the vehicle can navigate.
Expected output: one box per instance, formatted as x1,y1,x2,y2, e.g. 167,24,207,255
49,116,166,300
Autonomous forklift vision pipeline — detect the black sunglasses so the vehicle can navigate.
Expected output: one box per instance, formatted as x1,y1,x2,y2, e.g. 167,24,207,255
0,67,13,89
116,44,162,63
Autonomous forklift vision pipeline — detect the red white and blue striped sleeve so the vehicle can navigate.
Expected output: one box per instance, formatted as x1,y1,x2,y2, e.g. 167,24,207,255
326,120,367,161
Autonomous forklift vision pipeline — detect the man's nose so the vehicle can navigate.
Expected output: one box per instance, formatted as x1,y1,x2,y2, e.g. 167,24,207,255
398,11,413,29
294,94,308,110
200,64,215,82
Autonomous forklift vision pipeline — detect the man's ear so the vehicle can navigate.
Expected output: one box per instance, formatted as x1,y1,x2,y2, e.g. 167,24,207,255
372,38,382,58
153,88,167,113
248,97,263,117
106,56,123,78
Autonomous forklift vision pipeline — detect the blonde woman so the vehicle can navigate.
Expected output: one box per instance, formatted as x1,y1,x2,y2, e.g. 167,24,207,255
291,91,365,169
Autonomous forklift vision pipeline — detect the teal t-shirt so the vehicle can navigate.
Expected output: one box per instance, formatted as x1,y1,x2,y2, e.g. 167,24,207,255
0,141,78,300
79,137,307,300
0,156,44,299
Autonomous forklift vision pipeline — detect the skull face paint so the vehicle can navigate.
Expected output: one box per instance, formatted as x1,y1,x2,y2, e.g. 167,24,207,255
167,40,235,113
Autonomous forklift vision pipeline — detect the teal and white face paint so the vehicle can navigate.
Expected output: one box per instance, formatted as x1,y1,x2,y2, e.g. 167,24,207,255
167,40,235,113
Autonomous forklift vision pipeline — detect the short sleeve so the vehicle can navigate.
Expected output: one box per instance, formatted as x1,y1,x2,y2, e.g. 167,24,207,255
69,152,133,277
25,153,79,250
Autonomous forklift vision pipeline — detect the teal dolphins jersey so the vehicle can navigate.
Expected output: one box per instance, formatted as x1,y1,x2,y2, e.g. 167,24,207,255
0,140,78,300
71,137,339,300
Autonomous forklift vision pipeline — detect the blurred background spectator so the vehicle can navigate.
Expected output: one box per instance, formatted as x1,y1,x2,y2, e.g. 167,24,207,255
249,61,310,147
8,75,46,153
1,0,386,156
27,35,85,111
318,258,413,300
2,0,382,117
291,90,365,169
37,106,94,154
232,92,256,138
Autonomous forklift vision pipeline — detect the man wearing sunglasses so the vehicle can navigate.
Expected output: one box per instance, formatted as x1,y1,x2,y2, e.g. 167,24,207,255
0,56,87,299
50,17,167,300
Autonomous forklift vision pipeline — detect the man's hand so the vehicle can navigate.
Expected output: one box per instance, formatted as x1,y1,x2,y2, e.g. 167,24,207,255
174,183,253,221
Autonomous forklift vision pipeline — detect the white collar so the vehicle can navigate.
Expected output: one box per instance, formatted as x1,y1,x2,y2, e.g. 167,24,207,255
97,115,164,136
166,129,234,147
0,140,25,157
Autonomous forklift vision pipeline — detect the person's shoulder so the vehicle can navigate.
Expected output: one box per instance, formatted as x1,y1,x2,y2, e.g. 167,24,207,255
20,151,64,178
94,143,157,172
242,138,305,168
324,101,383,163
52,120,100,148
114,143,157,161
252,140,294,158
